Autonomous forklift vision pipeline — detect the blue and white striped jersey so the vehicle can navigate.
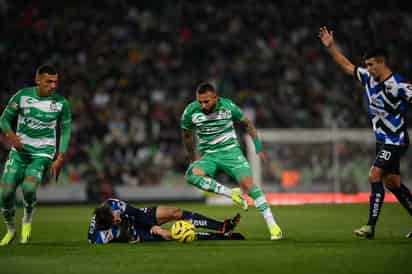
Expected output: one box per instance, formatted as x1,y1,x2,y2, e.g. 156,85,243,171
87,198,127,244
87,198,156,244
355,67,412,145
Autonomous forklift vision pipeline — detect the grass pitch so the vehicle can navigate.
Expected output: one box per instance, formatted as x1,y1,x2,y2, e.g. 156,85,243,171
0,203,410,274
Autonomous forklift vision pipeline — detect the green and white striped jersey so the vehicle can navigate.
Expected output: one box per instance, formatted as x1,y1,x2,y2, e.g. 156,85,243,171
0,87,71,159
180,97,244,153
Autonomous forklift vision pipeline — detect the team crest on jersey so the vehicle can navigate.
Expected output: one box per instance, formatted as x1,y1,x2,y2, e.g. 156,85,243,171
216,109,231,119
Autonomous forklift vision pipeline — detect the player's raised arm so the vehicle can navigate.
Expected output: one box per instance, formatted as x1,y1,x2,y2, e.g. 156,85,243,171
319,26,355,76
181,129,196,163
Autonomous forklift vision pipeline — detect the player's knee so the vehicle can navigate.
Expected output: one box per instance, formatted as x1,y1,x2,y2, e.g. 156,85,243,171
191,167,205,176
368,167,382,183
383,175,400,189
21,180,37,202
239,176,254,191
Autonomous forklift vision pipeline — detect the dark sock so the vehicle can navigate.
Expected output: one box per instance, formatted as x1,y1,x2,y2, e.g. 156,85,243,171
389,183,412,216
367,182,385,227
182,211,222,231
195,232,245,240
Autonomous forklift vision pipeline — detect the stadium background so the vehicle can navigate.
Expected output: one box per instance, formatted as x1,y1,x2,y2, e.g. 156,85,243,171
1,0,412,203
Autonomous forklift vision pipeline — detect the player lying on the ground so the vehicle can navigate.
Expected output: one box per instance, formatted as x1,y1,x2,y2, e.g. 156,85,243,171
87,198,244,244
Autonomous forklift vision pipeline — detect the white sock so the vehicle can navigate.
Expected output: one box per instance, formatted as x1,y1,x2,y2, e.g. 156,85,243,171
200,177,232,198
263,208,276,228
219,185,232,198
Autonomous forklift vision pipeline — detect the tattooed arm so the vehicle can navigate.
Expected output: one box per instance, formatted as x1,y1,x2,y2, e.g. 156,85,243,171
239,117,268,161
182,129,196,163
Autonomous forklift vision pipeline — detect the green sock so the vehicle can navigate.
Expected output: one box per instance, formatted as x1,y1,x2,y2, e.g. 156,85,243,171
247,185,269,212
186,174,231,197
1,187,16,232
247,185,276,227
21,181,37,224
1,208,16,233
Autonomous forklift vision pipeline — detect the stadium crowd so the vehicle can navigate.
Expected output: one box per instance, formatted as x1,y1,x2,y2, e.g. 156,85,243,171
1,1,412,199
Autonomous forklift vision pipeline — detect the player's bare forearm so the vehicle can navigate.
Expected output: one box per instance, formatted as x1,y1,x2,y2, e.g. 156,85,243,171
150,225,172,240
241,118,258,140
50,153,65,179
319,26,354,76
240,118,267,159
326,44,355,76
182,129,196,162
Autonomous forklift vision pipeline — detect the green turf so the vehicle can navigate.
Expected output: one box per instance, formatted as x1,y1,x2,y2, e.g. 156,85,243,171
0,203,410,274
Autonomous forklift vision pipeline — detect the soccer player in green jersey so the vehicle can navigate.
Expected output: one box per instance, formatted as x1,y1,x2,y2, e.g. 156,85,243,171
0,65,71,245
180,82,282,240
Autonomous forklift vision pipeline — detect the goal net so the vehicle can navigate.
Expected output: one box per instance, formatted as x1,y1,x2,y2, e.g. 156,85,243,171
242,128,412,204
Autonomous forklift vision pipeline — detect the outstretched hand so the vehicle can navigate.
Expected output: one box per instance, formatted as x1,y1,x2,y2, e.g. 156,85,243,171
319,26,334,48
50,157,64,182
6,131,23,151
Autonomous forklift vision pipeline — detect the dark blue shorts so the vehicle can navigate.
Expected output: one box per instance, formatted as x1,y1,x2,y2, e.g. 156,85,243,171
373,143,408,175
128,206,164,242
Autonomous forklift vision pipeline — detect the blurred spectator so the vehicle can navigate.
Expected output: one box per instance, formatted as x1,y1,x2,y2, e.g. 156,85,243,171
1,1,412,193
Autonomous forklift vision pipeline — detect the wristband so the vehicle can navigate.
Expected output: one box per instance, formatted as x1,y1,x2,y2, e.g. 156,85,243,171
253,139,262,153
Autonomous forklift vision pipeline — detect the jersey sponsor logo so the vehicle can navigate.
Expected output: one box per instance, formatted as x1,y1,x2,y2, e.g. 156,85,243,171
89,216,96,234
20,116,56,129
191,219,207,227
370,94,384,108
139,208,149,213
100,229,114,243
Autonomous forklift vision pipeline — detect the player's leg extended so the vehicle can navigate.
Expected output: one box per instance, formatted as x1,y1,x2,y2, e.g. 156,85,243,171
0,155,23,246
185,157,233,198
384,174,412,216
240,176,282,240
381,145,412,216
20,157,51,244
156,206,240,234
354,166,385,239
221,148,282,239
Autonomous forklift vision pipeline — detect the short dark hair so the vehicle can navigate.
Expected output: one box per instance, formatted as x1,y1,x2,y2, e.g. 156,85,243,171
363,48,389,61
94,204,113,230
36,64,57,76
196,82,216,94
